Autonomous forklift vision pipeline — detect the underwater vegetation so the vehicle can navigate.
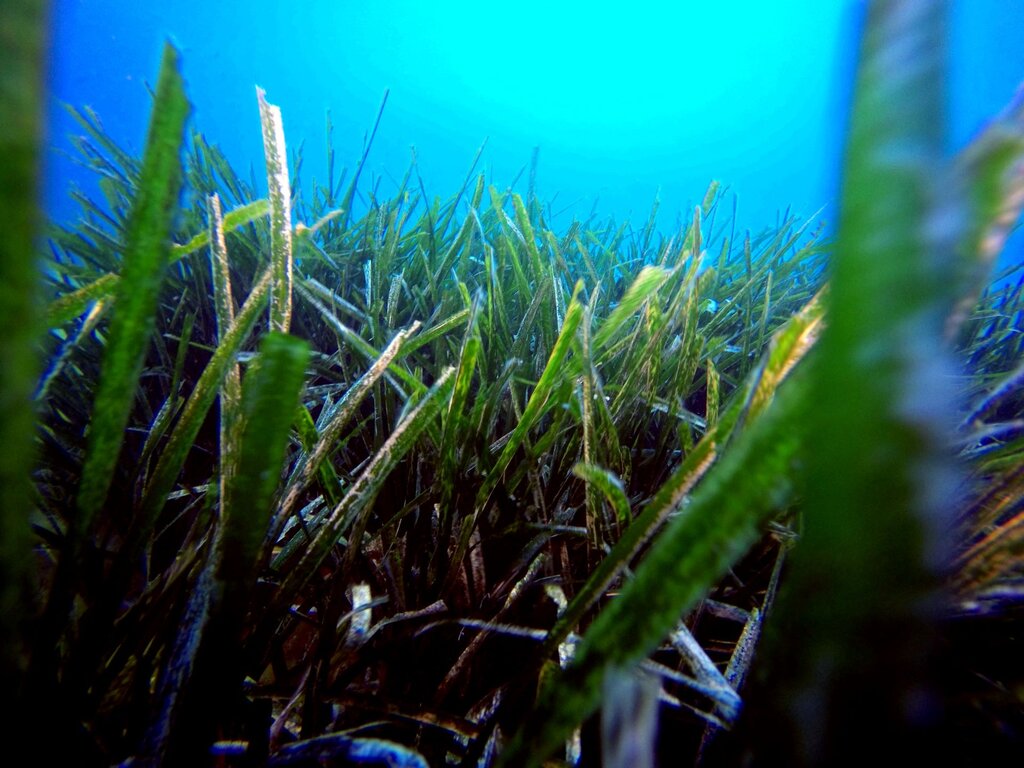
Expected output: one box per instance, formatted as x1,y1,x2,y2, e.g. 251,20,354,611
3,0,1024,764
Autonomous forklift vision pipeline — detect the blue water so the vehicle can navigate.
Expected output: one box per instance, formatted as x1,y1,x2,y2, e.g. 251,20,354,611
44,1,1024,265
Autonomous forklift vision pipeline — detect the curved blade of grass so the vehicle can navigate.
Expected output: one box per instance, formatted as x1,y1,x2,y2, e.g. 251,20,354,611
488,186,532,298
592,265,672,352
65,103,140,188
73,42,190,538
257,87,293,333
573,463,630,526
508,277,553,367
579,304,601,542
46,273,119,328
440,293,482,481
498,369,808,767
35,299,109,402
46,199,268,328
297,276,366,323
580,290,624,471
947,86,1024,337
398,308,469,357
432,178,484,287
748,286,825,420
173,198,269,260
40,45,190,712
167,311,195,404
294,406,344,507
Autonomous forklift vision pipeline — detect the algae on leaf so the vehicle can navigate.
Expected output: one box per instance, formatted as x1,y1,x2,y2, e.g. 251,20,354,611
258,87,294,334
739,1,964,763
73,42,190,541
0,0,46,703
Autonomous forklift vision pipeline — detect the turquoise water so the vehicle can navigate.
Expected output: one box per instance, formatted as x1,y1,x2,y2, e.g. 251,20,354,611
44,1,1024,265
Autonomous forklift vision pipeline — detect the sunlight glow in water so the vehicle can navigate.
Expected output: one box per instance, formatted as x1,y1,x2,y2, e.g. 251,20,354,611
45,1,1023,253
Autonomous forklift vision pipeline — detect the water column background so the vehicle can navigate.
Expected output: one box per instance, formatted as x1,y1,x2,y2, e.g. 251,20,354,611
43,0,1024,268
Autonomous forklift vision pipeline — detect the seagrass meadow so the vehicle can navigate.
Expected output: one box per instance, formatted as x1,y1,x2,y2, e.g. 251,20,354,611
3,1,1024,765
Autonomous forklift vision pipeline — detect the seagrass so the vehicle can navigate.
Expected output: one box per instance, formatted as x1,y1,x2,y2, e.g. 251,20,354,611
6,3,1024,763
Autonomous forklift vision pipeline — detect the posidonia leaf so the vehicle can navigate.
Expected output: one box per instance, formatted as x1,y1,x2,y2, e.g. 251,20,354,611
219,332,310,591
172,198,269,261
74,42,190,538
208,194,242,496
573,463,630,526
257,88,293,333
295,279,427,396
146,332,309,764
592,265,673,351
0,0,46,690
136,265,272,542
512,192,544,279
276,322,421,525
706,358,720,428
438,293,482,489
745,3,964,762
946,87,1024,337
46,273,119,328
